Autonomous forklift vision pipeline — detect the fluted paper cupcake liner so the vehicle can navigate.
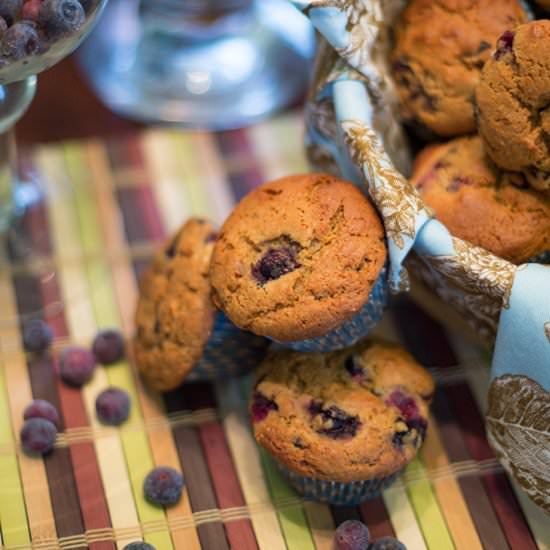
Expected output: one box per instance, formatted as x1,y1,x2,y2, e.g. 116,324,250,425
187,311,269,382
280,263,389,353
277,462,400,506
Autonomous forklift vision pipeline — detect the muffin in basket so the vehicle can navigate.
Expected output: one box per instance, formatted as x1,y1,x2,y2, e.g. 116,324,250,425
411,135,550,264
209,173,388,353
250,339,434,505
391,0,528,137
134,218,268,390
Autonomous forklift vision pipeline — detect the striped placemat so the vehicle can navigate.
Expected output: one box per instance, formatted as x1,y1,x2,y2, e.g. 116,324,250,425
0,113,547,550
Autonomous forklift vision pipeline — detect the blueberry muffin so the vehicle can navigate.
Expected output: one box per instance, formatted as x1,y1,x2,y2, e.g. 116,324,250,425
410,135,550,264
251,340,434,504
475,21,550,192
391,0,528,137
209,173,388,350
134,218,268,390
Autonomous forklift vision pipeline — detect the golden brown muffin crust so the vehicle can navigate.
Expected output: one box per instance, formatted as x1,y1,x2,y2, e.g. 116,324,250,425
209,173,387,342
134,218,217,390
392,0,528,136
251,340,434,482
411,135,550,263
475,20,550,192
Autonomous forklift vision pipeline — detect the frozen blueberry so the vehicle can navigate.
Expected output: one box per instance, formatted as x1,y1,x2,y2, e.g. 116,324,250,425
308,400,361,439
23,399,60,428
334,519,370,550
59,346,96,387
22,319,53,353
143,466,184,507
1,21,39,59
95,387,131,426
39,0,85,35
250,391,278,423
92,329,125,365
123,543,156,550
20,417,57,455
252,247,301,285
21,0,42,21
0,0,22,25
370,536,407,550
494,30,515,60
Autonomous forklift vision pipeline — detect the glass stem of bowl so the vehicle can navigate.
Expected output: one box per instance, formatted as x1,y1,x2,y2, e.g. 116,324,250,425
0,76,37,238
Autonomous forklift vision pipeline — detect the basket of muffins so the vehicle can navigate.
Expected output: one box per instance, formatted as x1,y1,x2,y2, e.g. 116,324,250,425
293,0,550,514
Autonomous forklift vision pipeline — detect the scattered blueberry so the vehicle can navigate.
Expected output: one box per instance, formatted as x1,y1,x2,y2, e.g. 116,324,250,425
0,0,22,25
252,247,301,285
59,346,96,387
123,543,156,550
92,329,125,365
22,319,53,353
250,391,278,423
1,21,39,59
95,387,131,426
334,520,370,550
20,417,57,455
308,400,361,439
23,399,60,428
370,536,407,550
494,30,515,60
39,0,85,35
143,466,184,507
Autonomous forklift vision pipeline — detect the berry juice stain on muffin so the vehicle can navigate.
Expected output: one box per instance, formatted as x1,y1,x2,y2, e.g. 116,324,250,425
251,391,278,423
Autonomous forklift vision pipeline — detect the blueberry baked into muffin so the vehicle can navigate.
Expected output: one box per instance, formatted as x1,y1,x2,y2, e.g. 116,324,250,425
210,173,388,352
250,340,434,504
134,218,268,390
391,0,528,137
411,135,550,264
475,20,550,192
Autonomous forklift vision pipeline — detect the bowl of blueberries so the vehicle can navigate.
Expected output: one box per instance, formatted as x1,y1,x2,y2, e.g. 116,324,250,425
0,0,107,85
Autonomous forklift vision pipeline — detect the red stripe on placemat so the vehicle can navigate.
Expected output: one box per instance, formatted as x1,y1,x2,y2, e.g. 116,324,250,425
163,388,230,550
24,196,114,550
184,383,259,550
445,382,537,550
216,130,264,200
393,298,514,550
360,497,395,540
12,273,86,550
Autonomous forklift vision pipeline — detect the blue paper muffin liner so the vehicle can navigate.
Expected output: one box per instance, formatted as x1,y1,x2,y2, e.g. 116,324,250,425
280,264,389,353
528,250,550,264
277,462,400,506
186,311,269,382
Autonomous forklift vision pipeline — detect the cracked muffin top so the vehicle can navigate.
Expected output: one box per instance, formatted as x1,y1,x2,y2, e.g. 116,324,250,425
134,218,218,390
391,0,528,137
209,173,387,342
411,135,550,264
475,20,550,192
250,340,434,481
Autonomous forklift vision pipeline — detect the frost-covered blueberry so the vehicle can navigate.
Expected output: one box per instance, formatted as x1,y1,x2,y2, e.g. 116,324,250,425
370,536,407,550
92,329,125,365
59,346,96,387
39,0,85,35
1,21,39,60
0,0,22,25
23,399,60,428
20,417,57,455
95,387,131,426
143,466,184,507
252,247,301,284
123,543,156,550
251,391,278,423
22,319,53,353
334,520,370,550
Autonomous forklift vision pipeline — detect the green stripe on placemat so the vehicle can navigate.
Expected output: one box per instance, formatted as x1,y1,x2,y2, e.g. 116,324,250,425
63,143,173,550
260,450,316,550
404,458,454,550
0,366,30,547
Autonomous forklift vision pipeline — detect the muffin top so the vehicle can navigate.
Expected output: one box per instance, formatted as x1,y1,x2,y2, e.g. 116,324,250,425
209,173,387,342
134,218,218,390
475,21,550,192
391,0,528,137
411,135,550,264
251,340,434,482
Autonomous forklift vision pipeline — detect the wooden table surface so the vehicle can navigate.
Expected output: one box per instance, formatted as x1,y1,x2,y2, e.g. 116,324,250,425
18,55,143,146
